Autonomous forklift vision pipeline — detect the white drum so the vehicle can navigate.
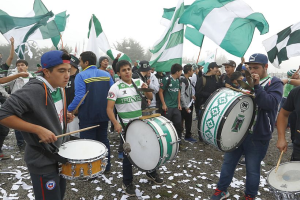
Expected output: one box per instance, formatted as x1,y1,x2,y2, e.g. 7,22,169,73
267,162,300,199
58,139,108,180
199,87,255,152
125,116,179,171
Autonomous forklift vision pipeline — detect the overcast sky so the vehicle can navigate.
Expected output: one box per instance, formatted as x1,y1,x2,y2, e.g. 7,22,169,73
1,0,300,73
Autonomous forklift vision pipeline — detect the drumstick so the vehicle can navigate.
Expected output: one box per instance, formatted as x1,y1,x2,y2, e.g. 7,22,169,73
139,113,161,120
72,91,89,115
275,151,284,173
39,125,100,143
297,130,300,133
227,85,255,97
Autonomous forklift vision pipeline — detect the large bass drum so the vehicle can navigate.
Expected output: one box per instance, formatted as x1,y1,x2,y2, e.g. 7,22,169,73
199,87,255,152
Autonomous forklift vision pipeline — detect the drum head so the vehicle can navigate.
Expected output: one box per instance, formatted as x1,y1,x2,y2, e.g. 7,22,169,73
268,162,300,192
58,139,106,160
218,96,254,151
125,120,160,171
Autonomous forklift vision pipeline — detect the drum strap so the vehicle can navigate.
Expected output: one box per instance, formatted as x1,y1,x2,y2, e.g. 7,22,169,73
131,79,148,110
29,144,68,164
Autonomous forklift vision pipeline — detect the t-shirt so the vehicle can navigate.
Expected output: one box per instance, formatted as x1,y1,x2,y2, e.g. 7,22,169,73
160,76,180,108
283,86,300,148
283,83,294,98
107,79,142,125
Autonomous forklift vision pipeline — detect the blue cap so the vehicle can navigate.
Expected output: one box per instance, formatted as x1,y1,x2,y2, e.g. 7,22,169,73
245,53,268,65
242,65,247,70
41,50,70,69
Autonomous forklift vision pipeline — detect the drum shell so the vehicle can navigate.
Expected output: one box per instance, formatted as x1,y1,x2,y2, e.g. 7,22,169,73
58,139,108,180
125,116,179,171
199,88,255,152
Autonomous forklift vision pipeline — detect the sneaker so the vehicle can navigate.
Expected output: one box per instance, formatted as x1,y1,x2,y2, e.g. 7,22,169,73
0,152,10,160
210,188,230,200
118,152,124,159
122,182,136,196
238,156,246,166
244,194,255,200
146,173,164,185
185,137,197,143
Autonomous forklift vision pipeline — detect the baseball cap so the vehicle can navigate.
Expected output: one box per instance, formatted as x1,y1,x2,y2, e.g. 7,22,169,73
138,60,151,72
41,50,70,69
70,55,79,68
244,53,268,65
222,60,236,67
242,65,247,70
99,56,109,64
208,62,221,70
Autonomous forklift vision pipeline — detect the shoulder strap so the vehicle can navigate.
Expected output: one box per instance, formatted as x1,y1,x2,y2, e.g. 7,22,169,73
131,79,148,105
202,76,206,89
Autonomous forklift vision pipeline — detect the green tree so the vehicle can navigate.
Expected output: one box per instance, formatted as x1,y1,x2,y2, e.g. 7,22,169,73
114,38,147,62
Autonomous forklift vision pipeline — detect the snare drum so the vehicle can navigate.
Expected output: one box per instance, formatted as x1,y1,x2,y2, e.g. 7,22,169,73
267,162,300,200
58,139,108,180
199,87,255,152
125,116,179,171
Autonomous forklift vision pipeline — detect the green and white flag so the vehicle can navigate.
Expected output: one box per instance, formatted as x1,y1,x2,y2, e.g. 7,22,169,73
150,0,184,72
198,51,216,73
161,5,204,47
179,0,269,57
51,11,69,49
0,0,60,59
87,14,131,62
263,22,300,68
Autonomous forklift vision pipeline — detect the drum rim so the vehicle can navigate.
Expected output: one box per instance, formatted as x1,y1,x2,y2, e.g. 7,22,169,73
217,95,255,152
125,118,163,171
267,161,300,193
58,139,108,163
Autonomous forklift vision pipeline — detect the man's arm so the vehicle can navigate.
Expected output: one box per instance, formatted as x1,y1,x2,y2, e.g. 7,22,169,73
159,88,167,111
68,75,86,112
0,116,57,143
178,89,181,110
5,37,14,67
276,108,291,152
180,82,188,109
0,72,29,84
107,100,122,133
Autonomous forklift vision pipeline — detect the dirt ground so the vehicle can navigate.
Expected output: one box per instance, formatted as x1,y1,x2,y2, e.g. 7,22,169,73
0,120,293,200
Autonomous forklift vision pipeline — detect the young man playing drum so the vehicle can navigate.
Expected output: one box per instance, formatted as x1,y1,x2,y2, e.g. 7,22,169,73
210,53,283,200
107,60,163,197
0,50,74,200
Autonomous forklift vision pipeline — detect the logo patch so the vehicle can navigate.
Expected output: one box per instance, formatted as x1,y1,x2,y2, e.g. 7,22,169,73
240,101,249,112
108,92,115,98
46,180,56,190
231,114,245,132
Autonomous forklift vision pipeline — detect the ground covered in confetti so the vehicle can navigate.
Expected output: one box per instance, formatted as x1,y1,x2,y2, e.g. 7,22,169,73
0,122,293,200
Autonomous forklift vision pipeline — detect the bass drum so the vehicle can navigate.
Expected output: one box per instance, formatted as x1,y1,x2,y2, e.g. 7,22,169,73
199,87,255,152
125,116,179,171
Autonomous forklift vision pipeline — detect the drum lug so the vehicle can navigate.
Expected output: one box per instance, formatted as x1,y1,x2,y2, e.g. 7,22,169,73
71,164,76,178
161,134,167,137
170,140,181,145
101,158,108,173
88,163,92,176
80,167,84,178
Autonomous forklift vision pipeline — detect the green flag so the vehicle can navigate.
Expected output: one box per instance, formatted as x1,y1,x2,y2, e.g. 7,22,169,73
51,11,69,49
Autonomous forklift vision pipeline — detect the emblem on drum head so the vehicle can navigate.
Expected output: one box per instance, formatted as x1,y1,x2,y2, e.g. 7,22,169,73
240,101,249,112
231,114,245,132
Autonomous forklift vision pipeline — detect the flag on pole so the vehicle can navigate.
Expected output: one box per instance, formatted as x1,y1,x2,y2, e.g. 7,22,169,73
263,22,300,68
0,0,61,59
87,14,131,62
51,11,69,49
150,0,184,72
74,43,77,56
179,0,269,57
160,5,204,47
198,51,216,73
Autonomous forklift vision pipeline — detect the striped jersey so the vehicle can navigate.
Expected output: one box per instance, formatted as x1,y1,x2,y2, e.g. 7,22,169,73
107,79,142,125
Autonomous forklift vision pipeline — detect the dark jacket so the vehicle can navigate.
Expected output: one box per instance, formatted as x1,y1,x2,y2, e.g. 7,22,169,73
0,78,68,174
252,76,283,140
65,70,79,107
195,74,222,109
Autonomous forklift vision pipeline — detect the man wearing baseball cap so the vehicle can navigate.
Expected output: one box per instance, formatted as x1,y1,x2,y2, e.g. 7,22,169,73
0,50,75,200
211,53,283,200
65,55,80,137
99,56,109,71
221,60,237,87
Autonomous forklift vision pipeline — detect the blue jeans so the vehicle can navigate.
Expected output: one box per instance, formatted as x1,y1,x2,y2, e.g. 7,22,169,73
217,134,269,197
79,121,111,171
15,130,25,147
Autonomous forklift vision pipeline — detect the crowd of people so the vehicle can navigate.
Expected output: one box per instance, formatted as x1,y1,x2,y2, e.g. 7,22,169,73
0,37,299,200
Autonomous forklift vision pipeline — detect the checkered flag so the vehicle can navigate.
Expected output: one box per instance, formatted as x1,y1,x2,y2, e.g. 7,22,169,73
263,22,300,68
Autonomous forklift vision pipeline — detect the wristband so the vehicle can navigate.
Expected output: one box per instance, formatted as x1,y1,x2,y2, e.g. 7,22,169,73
287,78,291,84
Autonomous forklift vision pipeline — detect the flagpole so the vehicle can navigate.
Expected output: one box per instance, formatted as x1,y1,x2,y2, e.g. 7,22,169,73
60,34,64,49
196,36,205,64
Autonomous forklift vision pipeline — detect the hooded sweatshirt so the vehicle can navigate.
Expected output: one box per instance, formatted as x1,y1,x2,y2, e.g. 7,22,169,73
0,78,68,174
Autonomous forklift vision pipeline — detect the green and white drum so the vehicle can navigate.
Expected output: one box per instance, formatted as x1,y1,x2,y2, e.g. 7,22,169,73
199,87,255,152
125,116,179,171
